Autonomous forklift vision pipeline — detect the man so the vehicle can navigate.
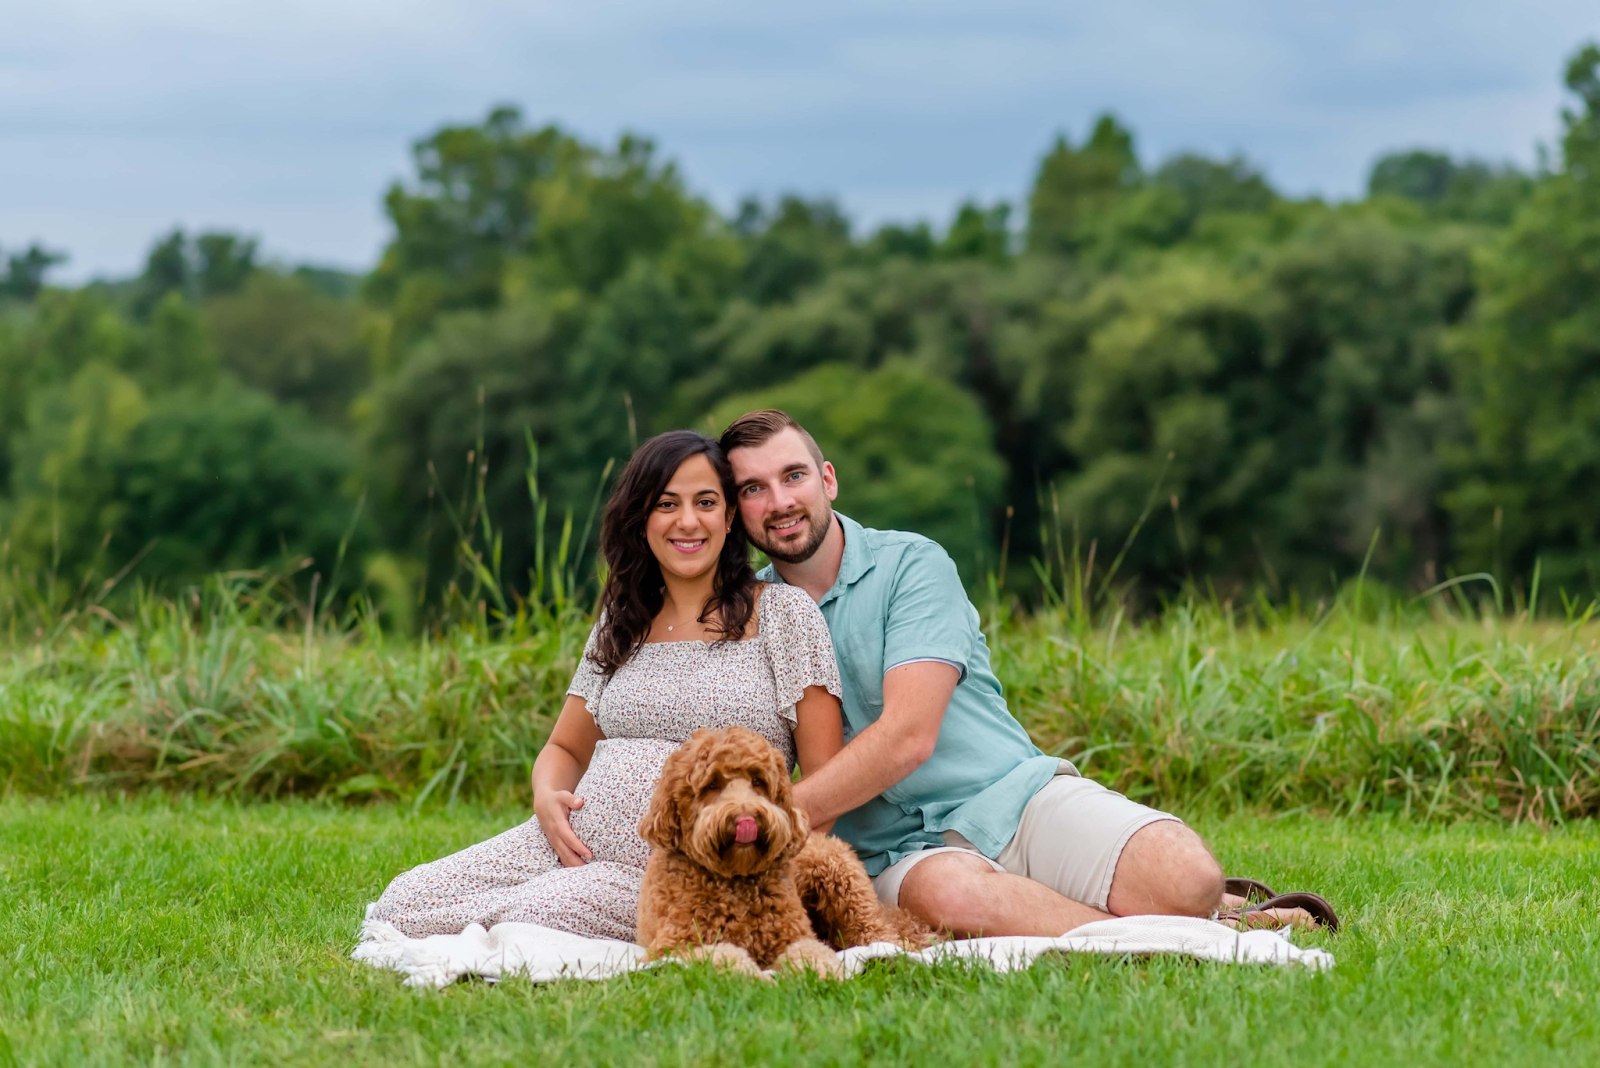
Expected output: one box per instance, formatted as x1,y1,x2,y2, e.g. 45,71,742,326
721,409,1323,937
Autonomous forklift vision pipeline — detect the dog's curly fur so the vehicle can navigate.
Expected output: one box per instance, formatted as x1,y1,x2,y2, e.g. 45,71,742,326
637,726,932,976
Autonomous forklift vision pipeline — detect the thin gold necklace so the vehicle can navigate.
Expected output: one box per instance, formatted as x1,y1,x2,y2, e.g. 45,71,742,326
660,601,706,633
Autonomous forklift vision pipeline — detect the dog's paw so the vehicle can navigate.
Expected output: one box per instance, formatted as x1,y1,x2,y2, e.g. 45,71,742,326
774,938,845,980
680,942,768,979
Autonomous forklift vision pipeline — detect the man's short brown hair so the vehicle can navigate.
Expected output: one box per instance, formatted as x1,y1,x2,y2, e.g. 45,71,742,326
719,409,826,470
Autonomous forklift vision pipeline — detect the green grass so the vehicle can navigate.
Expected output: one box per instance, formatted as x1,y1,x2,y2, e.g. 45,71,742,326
4,581,1596,1063
3,794,1597,1067
3,588,1597,820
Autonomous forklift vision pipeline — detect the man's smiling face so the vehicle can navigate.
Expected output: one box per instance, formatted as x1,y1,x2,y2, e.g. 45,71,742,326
727,427,838,564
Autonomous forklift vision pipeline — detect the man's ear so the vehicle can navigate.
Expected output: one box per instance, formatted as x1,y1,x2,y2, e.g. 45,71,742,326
820,460,839,502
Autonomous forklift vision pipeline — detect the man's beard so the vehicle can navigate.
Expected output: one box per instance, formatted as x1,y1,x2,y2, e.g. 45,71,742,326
752,508,833,564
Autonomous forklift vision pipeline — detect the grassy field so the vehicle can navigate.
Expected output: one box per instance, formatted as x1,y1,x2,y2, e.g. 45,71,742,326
4,584,1598,1064
4,583,1598,821
3,794,1597,1067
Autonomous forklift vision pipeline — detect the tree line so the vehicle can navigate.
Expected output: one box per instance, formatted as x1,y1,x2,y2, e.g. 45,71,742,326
3,43,1598,618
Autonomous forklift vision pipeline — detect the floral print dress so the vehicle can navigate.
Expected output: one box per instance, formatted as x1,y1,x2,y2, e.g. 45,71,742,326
366,583,842,941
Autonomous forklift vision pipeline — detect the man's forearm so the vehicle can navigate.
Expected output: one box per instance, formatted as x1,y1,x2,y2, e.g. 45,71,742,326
793,717,934,825
796,660,957,825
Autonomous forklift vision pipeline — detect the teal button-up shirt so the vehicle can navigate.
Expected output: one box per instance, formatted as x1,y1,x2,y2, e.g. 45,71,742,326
760,513,1065,875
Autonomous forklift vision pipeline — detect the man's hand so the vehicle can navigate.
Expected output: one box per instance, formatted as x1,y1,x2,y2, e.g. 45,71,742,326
793,660,958,827
534,790,592,867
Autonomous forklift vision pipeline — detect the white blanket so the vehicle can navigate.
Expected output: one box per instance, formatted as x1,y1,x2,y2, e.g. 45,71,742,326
352,911,1333,988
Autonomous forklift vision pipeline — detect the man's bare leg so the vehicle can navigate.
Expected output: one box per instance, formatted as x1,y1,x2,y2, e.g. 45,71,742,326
1105,820,1225,916
898,821,1312,936
897,852,1109,938
1111,820,1315,929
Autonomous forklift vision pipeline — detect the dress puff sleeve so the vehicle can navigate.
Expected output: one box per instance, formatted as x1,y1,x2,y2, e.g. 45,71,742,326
760,583,843,726
566,621,607,716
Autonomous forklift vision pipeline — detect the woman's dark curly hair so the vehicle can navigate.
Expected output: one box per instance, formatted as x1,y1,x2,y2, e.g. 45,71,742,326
588,430,756,676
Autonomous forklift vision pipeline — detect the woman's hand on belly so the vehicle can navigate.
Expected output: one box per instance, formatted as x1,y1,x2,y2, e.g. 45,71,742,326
566,738,676,870
535,789,593,866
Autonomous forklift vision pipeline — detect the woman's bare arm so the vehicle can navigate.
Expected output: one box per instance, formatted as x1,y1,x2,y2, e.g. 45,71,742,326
791,683,845,833
531,694,605,866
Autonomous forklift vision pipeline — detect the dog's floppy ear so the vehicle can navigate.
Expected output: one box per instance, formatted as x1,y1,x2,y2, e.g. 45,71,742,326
778,803,811,862
638,786,680,850
639,741,697,849
773,747,811,860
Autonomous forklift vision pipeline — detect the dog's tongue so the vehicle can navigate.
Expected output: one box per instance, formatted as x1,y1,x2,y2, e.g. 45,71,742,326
734,816,758,844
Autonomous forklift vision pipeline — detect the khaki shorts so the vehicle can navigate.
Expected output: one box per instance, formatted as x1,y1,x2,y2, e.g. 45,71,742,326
871,764,1179,912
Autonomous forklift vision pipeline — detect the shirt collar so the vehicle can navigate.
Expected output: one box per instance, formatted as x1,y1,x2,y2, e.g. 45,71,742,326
820,512,875,607
756,512,876,602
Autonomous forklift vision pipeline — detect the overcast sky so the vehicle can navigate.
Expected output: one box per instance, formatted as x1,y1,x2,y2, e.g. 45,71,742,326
4,1,1596,281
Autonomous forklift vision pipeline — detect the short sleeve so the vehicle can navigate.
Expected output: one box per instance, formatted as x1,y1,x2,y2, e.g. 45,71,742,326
566,622,607,714
881,540,973,680
761,584,843,724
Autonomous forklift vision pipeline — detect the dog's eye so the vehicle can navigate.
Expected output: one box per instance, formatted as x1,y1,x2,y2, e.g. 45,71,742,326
750,774,766,792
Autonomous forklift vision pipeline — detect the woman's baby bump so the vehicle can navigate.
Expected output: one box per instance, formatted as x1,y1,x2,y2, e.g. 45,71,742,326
568,738,681,869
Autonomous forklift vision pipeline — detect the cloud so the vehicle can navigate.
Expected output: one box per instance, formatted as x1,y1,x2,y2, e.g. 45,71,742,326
1,1,1594,278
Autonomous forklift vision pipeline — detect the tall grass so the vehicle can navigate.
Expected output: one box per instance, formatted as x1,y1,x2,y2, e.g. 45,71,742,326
997,600,1600,823
3,569,1598,820
0,433,599,806
0,572,591,805
2,439,1597,820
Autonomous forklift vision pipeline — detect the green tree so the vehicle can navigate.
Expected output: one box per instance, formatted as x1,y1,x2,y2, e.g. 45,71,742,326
4,362,150,575
29,288,137,380
862,221,936,262
1055,213,1472,595
1136,153,1280,251
1153,154,1276,218
733,196,854,304
368,107,577,327
363,241,739,600
1368,149,1533,226
1369,150,1457,204
1255,217,1473,586
1025,114,1141,257
6,372,360,588
1448,43,1600,595
0,290,137,497
0,312,24,493
109,381,362,585
0,243,68,302
689,255,1080,572
940,201,1012,263
194,233,260,298
361,295,602,596
131,228,259,318
204,272,368,422
1034,152,1278,265
138,292,220,392
369,107,733,350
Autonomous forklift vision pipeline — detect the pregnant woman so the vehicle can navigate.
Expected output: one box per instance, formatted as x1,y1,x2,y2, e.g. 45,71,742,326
366,430,844,941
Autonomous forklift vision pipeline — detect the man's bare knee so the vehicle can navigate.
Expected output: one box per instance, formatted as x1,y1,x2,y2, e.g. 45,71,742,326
897,854,999,930
1108,821,1224,917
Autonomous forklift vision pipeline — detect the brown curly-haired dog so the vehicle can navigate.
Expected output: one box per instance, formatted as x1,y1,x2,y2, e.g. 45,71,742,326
637,726,932,977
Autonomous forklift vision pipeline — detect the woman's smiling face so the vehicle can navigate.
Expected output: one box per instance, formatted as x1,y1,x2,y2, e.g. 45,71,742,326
645,453,731,584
